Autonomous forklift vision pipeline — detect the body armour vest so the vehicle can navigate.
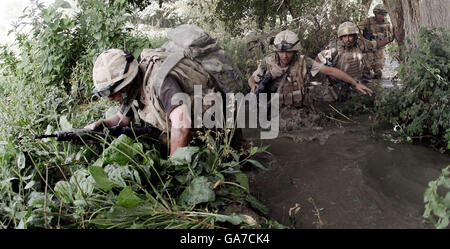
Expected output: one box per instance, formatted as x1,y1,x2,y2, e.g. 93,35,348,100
332,39,373,80
137,49,218,132
367,17,392,41
262,53,308,107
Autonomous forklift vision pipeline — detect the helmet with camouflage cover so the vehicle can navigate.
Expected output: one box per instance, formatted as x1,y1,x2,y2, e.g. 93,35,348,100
337,21,359,38
92,48,139,98
273,30,302,52
244,30,258,44
373,4,388,15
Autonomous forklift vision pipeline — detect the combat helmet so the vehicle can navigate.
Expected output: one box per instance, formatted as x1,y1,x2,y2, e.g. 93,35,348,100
92,49,139,97
373,4,388,15
337,21,359,38
244,30,258,44
273,30,302,52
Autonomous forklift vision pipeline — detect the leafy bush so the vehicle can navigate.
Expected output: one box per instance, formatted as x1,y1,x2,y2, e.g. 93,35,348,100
424,166,450,229
375,27,450,151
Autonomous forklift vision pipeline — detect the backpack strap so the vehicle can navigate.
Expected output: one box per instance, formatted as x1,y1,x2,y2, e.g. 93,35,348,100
153,52,185,96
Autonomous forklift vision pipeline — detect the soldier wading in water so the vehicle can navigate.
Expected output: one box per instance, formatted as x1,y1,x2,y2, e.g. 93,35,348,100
248,30,373,131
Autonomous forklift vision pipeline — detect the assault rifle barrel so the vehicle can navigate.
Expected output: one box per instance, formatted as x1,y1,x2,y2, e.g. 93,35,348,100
34,126,160,143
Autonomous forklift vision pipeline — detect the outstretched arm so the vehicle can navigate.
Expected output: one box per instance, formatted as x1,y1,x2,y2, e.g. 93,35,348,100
319,65,373,96
84,111,132,130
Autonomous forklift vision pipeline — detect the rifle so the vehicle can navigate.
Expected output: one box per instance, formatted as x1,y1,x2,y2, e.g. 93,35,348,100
254,72,274,96
34,125,161,144
362,28,375,41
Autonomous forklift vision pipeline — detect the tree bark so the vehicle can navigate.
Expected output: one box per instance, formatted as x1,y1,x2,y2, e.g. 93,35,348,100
383,0,450,48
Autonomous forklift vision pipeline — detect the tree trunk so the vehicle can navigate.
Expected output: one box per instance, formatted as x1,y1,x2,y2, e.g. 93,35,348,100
383,0,450,49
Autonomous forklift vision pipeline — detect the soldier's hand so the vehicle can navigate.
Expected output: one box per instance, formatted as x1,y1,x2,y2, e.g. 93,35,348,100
84,121,103,131
355,82,373,96
250,84,259,93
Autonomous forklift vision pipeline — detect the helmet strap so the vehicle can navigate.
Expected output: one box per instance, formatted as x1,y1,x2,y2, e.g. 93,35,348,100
117,72,141,126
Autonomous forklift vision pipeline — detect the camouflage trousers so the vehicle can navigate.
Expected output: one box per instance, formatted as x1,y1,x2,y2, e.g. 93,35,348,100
364,49,385,77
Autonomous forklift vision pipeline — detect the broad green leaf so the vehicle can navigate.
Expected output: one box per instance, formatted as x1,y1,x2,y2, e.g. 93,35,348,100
249,145,269,156
175,175,188,184
74,200,88,208
436,217,449,229
73,172,95,200
443,192,450,207
424,187,433,202
24,181,35,190
16,152,26,169
54,0,71,9
59,115,72,130
431,201,447,218
179,176,215,206
170,146,200,164
214,214,246,225
102,135,141,166
88,166,114,191
118,186,142,209
235,173,249,192
54,181,74,204
247,159,267,170
27,191,45,207
105,164,137,187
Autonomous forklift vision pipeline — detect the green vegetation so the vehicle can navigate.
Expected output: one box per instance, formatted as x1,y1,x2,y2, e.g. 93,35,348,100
424,166,450,229
375,27,450,152
0,0,281,229
373,27,449,228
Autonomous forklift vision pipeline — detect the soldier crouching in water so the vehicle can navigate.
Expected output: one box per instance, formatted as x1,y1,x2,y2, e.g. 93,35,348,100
315,21,391,102
248,30,373,131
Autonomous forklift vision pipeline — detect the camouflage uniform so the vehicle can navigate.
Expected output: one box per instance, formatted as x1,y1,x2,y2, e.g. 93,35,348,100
315,22,377,101
251,30,324,131
252,53,323,108
358,4,393,78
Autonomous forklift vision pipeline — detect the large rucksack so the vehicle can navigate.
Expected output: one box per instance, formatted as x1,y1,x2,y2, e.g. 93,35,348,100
146,24,245,96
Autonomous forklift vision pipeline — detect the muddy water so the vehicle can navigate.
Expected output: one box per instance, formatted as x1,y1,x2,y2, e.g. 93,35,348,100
244,118,450,229
243,54,449,228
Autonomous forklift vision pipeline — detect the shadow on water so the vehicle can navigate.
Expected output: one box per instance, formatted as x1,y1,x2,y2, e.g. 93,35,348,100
244,116,450,228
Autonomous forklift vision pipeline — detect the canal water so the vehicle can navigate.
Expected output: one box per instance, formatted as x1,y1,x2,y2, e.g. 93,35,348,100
244,54,450,228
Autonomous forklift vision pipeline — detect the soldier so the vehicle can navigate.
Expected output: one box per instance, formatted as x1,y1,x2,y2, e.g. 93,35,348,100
83,26,245,155
358,4,394,79
83,48,193,155
248,30,373,130
316,21,391,101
